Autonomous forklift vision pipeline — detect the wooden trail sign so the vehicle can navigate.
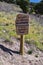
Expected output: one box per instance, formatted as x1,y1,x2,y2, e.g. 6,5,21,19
15,13,29,55
15,13,29,35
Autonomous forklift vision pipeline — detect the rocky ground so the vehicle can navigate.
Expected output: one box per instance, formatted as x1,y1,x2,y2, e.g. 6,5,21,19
0,38,43,65
0,2,22,12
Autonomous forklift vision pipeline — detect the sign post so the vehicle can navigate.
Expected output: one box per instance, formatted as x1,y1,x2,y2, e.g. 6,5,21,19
15,13,29,55
20,35,24,55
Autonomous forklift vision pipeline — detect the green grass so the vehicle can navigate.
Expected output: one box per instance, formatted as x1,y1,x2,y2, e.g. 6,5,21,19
25,19,43,50
0,12,43,51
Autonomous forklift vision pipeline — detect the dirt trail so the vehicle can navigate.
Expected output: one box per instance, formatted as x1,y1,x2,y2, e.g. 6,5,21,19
0,38,43,65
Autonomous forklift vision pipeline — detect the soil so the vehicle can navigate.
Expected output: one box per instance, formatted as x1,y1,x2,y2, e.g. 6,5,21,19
0,38,43,65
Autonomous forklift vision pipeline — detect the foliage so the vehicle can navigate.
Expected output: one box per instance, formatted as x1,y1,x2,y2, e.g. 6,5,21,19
29,8,34,14
28,50,33,54
29,2,36,14
34,2,43,14
0,0,3,2
40,0,43,2
16,0,20,5
16,0,30,13
29,2,36,6
35,54,38,58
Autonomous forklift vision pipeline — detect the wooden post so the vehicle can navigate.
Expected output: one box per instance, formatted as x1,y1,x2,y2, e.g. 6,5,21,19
15,14,29,55
20,35,24,55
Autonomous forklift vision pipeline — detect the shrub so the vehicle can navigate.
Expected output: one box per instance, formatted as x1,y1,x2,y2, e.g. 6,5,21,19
35,54,38,58
34,2,43,14
28,50,33,54
0,0,3,2
16,0,29,13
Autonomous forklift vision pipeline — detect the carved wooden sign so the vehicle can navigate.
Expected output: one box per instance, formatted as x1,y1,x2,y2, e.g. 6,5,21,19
15,13,29,35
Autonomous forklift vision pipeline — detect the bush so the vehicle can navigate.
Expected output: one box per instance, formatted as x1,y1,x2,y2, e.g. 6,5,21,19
35,54,38,58
29,8,35,14
28,50,33,54
0,0,3,2
34,2,43,14
16,0,29,13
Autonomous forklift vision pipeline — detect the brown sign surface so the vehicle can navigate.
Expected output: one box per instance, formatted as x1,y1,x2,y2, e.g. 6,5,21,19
15,13,29,35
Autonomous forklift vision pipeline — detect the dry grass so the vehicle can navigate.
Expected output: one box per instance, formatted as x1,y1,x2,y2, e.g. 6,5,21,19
0,12,43,50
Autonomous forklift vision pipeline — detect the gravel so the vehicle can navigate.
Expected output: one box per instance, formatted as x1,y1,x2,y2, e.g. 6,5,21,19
0,38,43,65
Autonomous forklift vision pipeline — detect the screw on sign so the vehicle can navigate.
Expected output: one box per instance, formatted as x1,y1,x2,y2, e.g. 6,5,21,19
15,13,29,55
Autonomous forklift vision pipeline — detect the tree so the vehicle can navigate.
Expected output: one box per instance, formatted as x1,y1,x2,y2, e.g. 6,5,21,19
40,0,43,2
29,2,36,14
16,0,30,13
34,1,43,14
0,0,3,2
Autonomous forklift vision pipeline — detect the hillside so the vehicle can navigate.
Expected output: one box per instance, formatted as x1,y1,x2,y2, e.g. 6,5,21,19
0,2,22,12
0,2,43,65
